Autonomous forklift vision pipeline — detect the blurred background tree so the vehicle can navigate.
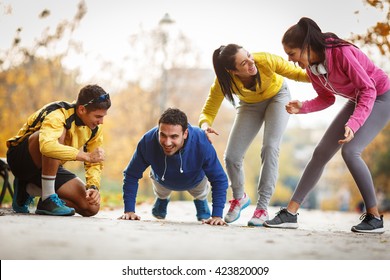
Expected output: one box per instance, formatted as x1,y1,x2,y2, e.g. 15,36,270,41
350,0,390,58
0,0,389,212
348,0,390,212
0,1,86,157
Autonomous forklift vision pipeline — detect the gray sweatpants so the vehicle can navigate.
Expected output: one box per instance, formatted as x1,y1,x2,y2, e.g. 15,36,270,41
224,81,291,209
151,173,210,201
292,90,390,209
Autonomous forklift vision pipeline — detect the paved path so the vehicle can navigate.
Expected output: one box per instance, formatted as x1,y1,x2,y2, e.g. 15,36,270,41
1,202,389,260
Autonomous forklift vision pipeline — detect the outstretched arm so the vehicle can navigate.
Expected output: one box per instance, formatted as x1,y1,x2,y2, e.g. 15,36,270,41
285,100,302,114
201,123,219,144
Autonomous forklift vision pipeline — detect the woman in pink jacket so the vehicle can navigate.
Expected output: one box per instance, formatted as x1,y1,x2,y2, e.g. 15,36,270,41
265,17,390,233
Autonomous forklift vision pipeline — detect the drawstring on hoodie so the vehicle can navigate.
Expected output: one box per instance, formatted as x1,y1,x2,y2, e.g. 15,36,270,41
162,155,167,181
161,152,184,181
179,152,183,173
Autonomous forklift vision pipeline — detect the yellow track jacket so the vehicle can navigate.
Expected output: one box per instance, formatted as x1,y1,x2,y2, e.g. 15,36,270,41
7,101,103,189
199,52,310,126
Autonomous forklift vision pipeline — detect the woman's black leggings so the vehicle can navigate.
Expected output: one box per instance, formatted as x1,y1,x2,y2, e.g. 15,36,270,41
292,90,390,209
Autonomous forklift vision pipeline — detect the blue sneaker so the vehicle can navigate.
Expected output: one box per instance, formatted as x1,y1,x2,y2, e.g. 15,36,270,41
152,198,169,219
35,194,75,216
12,178,34,214
194,199,211,221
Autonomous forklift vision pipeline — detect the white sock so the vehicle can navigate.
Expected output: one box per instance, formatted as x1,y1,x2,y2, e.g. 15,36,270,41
41,175,56,200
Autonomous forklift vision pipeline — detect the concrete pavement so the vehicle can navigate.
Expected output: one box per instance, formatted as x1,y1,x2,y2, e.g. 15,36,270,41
0,201,389,260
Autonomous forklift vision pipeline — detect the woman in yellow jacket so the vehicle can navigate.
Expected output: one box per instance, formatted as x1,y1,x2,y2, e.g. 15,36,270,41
199,44,309,226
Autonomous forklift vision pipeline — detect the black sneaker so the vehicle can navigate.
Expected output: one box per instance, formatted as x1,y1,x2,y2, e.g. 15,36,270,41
351,213,385,234
12,177,34,213
263,208,299,229
152,198,169,219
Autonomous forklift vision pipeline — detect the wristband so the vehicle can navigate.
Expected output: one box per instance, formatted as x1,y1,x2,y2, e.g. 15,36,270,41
87,185,98,191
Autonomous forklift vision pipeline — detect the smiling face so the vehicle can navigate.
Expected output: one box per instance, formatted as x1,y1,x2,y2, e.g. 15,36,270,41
230,48,258,78
158,123,188,156
78,106,108,130
283,44,310,69
283,43,323,71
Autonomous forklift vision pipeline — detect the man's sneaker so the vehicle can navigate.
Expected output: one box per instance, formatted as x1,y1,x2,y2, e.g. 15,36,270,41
224,193,251,223
12,177,34,214
248,209,269,226
152,198,169,219
194,199,211,221
263,208,298,229
35,194,75,216
351,213,385,234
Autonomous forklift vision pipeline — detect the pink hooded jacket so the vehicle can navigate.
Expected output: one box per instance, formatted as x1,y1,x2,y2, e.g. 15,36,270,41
300,44,390,133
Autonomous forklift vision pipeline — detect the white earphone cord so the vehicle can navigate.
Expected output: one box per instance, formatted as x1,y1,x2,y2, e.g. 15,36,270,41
317,74,358,108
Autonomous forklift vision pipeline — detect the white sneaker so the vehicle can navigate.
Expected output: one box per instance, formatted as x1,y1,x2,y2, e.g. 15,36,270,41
247,209,269,226
224,193,250,223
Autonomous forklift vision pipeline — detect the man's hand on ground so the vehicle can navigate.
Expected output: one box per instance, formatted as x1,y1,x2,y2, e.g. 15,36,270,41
118,212,141,220
203,216,227,226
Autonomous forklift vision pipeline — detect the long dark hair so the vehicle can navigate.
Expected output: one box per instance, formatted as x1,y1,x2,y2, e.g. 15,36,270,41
282,17,353,63
212,44,261,105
